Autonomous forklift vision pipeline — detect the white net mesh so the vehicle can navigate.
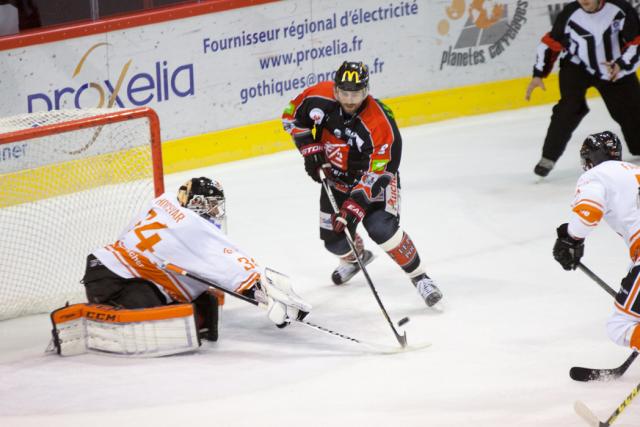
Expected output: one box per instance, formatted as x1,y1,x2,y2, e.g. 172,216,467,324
0,108,163,320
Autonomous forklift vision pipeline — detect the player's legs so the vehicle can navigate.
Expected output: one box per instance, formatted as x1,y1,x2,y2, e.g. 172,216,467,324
319,188,374,285
363,209,442,307
597,74,640,156
82,255,166,308
608,265,640,349
536,62,591,175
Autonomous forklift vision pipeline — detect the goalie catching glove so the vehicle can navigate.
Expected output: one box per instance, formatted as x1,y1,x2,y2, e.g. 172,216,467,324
252,268,311,328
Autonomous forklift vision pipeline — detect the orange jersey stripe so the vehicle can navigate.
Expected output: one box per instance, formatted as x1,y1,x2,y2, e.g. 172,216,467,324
615,301,640,319
572,198,605,210
630,239,640,262
631,325,640,350
111,242,191,302
235,272,261,293
572,202,604,226
624,274,640,313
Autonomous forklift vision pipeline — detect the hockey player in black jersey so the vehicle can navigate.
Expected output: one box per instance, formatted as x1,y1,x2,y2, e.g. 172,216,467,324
525,0,640,177
282,61,442,307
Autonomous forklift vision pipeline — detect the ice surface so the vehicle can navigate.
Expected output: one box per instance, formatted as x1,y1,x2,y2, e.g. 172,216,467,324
2,99,639,427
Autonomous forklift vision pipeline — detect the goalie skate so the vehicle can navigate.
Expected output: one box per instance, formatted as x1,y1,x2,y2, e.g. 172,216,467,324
331,250,375,285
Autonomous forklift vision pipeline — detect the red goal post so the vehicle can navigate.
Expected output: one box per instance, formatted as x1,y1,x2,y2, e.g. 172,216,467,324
0,107,164,320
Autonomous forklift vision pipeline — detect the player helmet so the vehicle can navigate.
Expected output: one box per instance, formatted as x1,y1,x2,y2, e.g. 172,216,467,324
580,131,622,170
334,61,369,91
177,177,226,221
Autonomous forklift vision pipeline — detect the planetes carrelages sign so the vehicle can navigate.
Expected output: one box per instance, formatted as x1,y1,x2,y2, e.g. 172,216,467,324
437,0,528,70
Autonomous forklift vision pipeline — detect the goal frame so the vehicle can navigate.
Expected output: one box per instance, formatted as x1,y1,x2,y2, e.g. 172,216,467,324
0,106,165,195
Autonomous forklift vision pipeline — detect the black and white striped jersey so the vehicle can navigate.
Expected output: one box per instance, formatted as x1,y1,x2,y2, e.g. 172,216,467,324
533,0,640,80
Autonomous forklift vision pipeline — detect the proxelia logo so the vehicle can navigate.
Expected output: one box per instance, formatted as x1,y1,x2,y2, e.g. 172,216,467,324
27,42,195,112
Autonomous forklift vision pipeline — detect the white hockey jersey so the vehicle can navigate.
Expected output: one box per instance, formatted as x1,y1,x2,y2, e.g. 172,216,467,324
568,160,640,262
92,192,262,303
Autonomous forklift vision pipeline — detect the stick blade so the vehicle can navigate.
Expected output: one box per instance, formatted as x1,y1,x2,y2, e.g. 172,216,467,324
570,366,621,382
569,366,620,382
574,401,604,427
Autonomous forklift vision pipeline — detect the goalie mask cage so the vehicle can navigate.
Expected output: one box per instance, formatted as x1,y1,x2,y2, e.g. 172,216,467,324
0,107,164,320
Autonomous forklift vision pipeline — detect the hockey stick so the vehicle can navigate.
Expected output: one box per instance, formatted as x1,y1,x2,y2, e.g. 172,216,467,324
577,263,617,298
160,261,391,350
318,169,407,348
575,380,640,426
570,352,639,382
569,263,638,382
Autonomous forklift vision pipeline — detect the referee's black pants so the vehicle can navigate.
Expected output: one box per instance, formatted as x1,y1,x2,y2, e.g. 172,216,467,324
542,61,640,161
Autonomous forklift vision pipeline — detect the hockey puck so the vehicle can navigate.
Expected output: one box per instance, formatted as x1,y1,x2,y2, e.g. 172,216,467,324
398,317,410,327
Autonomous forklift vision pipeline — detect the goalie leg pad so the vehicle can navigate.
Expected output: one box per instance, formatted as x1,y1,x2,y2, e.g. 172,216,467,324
50,303,201,357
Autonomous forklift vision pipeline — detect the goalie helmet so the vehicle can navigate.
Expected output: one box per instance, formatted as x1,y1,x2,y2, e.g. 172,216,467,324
334,61,369,91
580,131,622,171
178,177,226,228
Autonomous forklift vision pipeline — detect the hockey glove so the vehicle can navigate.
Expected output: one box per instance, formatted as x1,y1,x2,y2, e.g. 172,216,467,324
333,198,366,234
553,223,584,271
267,300,309,328
253,270,312,329
300,142,329,183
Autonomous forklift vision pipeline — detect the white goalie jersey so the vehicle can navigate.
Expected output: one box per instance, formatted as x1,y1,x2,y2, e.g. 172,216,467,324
93,192,262,303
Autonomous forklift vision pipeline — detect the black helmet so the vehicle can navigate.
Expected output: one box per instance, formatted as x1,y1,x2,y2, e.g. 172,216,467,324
177,177,225,220
580,131,622,170
334,61,369,91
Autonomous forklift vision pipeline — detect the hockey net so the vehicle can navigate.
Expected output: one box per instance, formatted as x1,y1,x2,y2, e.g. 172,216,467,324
0,107,164,320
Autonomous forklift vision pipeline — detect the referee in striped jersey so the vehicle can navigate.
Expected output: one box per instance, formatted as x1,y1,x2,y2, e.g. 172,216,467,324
525,0,640,177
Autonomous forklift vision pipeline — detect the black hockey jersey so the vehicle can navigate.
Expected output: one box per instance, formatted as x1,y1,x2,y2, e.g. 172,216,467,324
533,0,640,80
282,81,402,208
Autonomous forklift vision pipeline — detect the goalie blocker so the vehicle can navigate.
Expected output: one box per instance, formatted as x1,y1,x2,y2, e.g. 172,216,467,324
49,302,217,357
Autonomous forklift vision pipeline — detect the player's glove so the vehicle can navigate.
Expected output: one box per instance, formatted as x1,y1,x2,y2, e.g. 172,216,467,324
300,142,329,183
553,223,584,271
333,198,366,234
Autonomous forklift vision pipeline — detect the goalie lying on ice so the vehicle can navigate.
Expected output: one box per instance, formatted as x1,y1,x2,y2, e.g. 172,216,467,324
50,177,311,357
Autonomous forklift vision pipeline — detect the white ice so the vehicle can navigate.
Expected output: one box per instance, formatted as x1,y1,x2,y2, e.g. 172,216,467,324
2,98,639,427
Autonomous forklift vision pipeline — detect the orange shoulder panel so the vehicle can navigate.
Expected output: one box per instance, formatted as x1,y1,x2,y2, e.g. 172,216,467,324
572,202,604,226
284,81,336,120
359,98,394,151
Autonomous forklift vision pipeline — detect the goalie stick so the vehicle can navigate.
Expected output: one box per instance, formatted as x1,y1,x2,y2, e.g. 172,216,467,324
569,263,638,382
574,380,640,426
319,169,408,348
160,261,412,352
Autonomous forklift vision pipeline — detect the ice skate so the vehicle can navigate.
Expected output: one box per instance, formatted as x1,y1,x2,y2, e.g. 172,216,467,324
534,157,555,177
331,250,374,285
412,274,443,307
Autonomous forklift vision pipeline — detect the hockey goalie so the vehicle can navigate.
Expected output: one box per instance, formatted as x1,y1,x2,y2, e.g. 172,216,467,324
50,177,311,357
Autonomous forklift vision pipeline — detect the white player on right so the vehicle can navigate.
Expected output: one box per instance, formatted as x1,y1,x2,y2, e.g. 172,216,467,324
552,130,640,351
